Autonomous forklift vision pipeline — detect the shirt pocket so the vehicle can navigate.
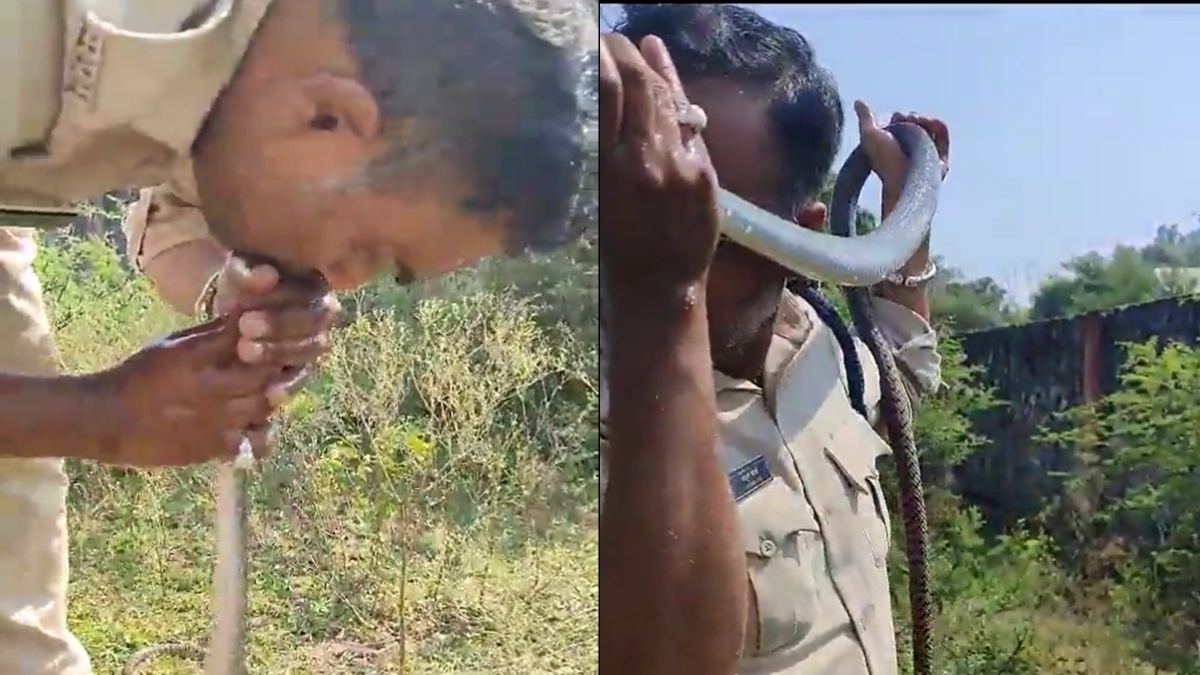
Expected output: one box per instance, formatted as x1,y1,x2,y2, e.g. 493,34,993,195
825,418,893,568
737,478,823,656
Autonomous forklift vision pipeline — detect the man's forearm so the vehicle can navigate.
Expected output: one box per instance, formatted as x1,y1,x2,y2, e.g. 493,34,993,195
123,177,227,316
600,283,745,675
0,373,111,460
141,238,227,316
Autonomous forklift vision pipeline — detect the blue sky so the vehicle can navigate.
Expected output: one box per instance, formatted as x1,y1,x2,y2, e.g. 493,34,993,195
599,5,1200,303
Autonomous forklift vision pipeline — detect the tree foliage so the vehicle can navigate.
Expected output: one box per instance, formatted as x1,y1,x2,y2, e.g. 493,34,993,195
1040,339,1200,669
1021,221,1200,324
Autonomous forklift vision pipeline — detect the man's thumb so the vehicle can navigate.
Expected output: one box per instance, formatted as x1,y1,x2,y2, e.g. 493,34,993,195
226,256,281,297
853,100,876,134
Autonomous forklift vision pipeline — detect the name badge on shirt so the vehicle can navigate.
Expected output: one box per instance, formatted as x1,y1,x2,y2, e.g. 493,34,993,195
729,455,773,502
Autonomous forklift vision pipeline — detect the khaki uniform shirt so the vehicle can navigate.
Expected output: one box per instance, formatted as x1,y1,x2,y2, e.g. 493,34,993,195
0,4,270,674
598,292,942,675
122,163,206,273
0,0,272,227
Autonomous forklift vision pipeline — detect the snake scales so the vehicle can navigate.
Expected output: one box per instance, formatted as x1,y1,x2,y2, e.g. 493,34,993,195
713,122,940,674
825,123,936,675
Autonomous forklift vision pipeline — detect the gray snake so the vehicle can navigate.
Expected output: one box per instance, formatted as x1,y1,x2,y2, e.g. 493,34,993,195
711,122,940,674
828,123,937,675
122,445,253,675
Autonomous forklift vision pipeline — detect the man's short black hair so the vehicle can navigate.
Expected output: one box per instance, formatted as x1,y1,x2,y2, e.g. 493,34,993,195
335,0,595,254
614,4,843,216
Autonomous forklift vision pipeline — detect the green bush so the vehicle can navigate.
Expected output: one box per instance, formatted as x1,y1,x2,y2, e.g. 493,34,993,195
35,229,1200,674
1045,339,1200,671
41,234,598,674
883,329,1174,674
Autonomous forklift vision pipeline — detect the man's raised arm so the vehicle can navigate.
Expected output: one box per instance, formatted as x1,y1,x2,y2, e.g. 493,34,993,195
599,35,745,675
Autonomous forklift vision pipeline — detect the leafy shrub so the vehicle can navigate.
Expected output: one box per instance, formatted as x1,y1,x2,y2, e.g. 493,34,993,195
36,226,1198,674
1045,339,1200,670
43,234,598,674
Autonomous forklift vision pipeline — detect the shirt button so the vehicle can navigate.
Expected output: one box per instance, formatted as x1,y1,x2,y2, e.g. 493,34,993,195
759,539,777,556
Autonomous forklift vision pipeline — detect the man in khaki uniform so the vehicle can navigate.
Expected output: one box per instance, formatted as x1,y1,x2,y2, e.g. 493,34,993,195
0,1,596,673
599,5,950,674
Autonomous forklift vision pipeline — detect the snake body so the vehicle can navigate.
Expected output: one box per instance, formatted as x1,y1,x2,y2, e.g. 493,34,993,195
827,123,936,675
123,448,254,675
206,457,252,675
712,123,939,674
717,124,939,290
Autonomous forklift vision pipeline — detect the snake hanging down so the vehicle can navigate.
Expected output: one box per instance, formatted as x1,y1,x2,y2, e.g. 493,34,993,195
717,122,939,675
827,124,936,675
122,440,255,675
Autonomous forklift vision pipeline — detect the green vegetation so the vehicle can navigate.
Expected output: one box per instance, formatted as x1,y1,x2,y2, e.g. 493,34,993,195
931,222,1200,330
42,195,1200,673
878,316,1200,673
887,334,1200,674
817,182,1200,672
44,235,598,674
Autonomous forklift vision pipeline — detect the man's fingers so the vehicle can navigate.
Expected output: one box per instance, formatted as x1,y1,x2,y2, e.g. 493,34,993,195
268,367,312,408
638,36,691,147
605,34,659,147
598,36,622,156
892,113,951,166
224,393,273,429
235,282,332,314
640,36,685,101
169,318,240,359
243,425,272,460
240,334,331,368
199,364,276,398
927,118,951,161
237,298,340,342
853,100,877,135
165,317,230,342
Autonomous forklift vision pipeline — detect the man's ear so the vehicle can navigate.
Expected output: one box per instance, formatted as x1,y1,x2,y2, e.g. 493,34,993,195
795,201,827,233
297,74,381,139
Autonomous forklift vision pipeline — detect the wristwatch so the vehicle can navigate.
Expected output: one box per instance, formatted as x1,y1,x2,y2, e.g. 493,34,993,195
882,259,938,288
